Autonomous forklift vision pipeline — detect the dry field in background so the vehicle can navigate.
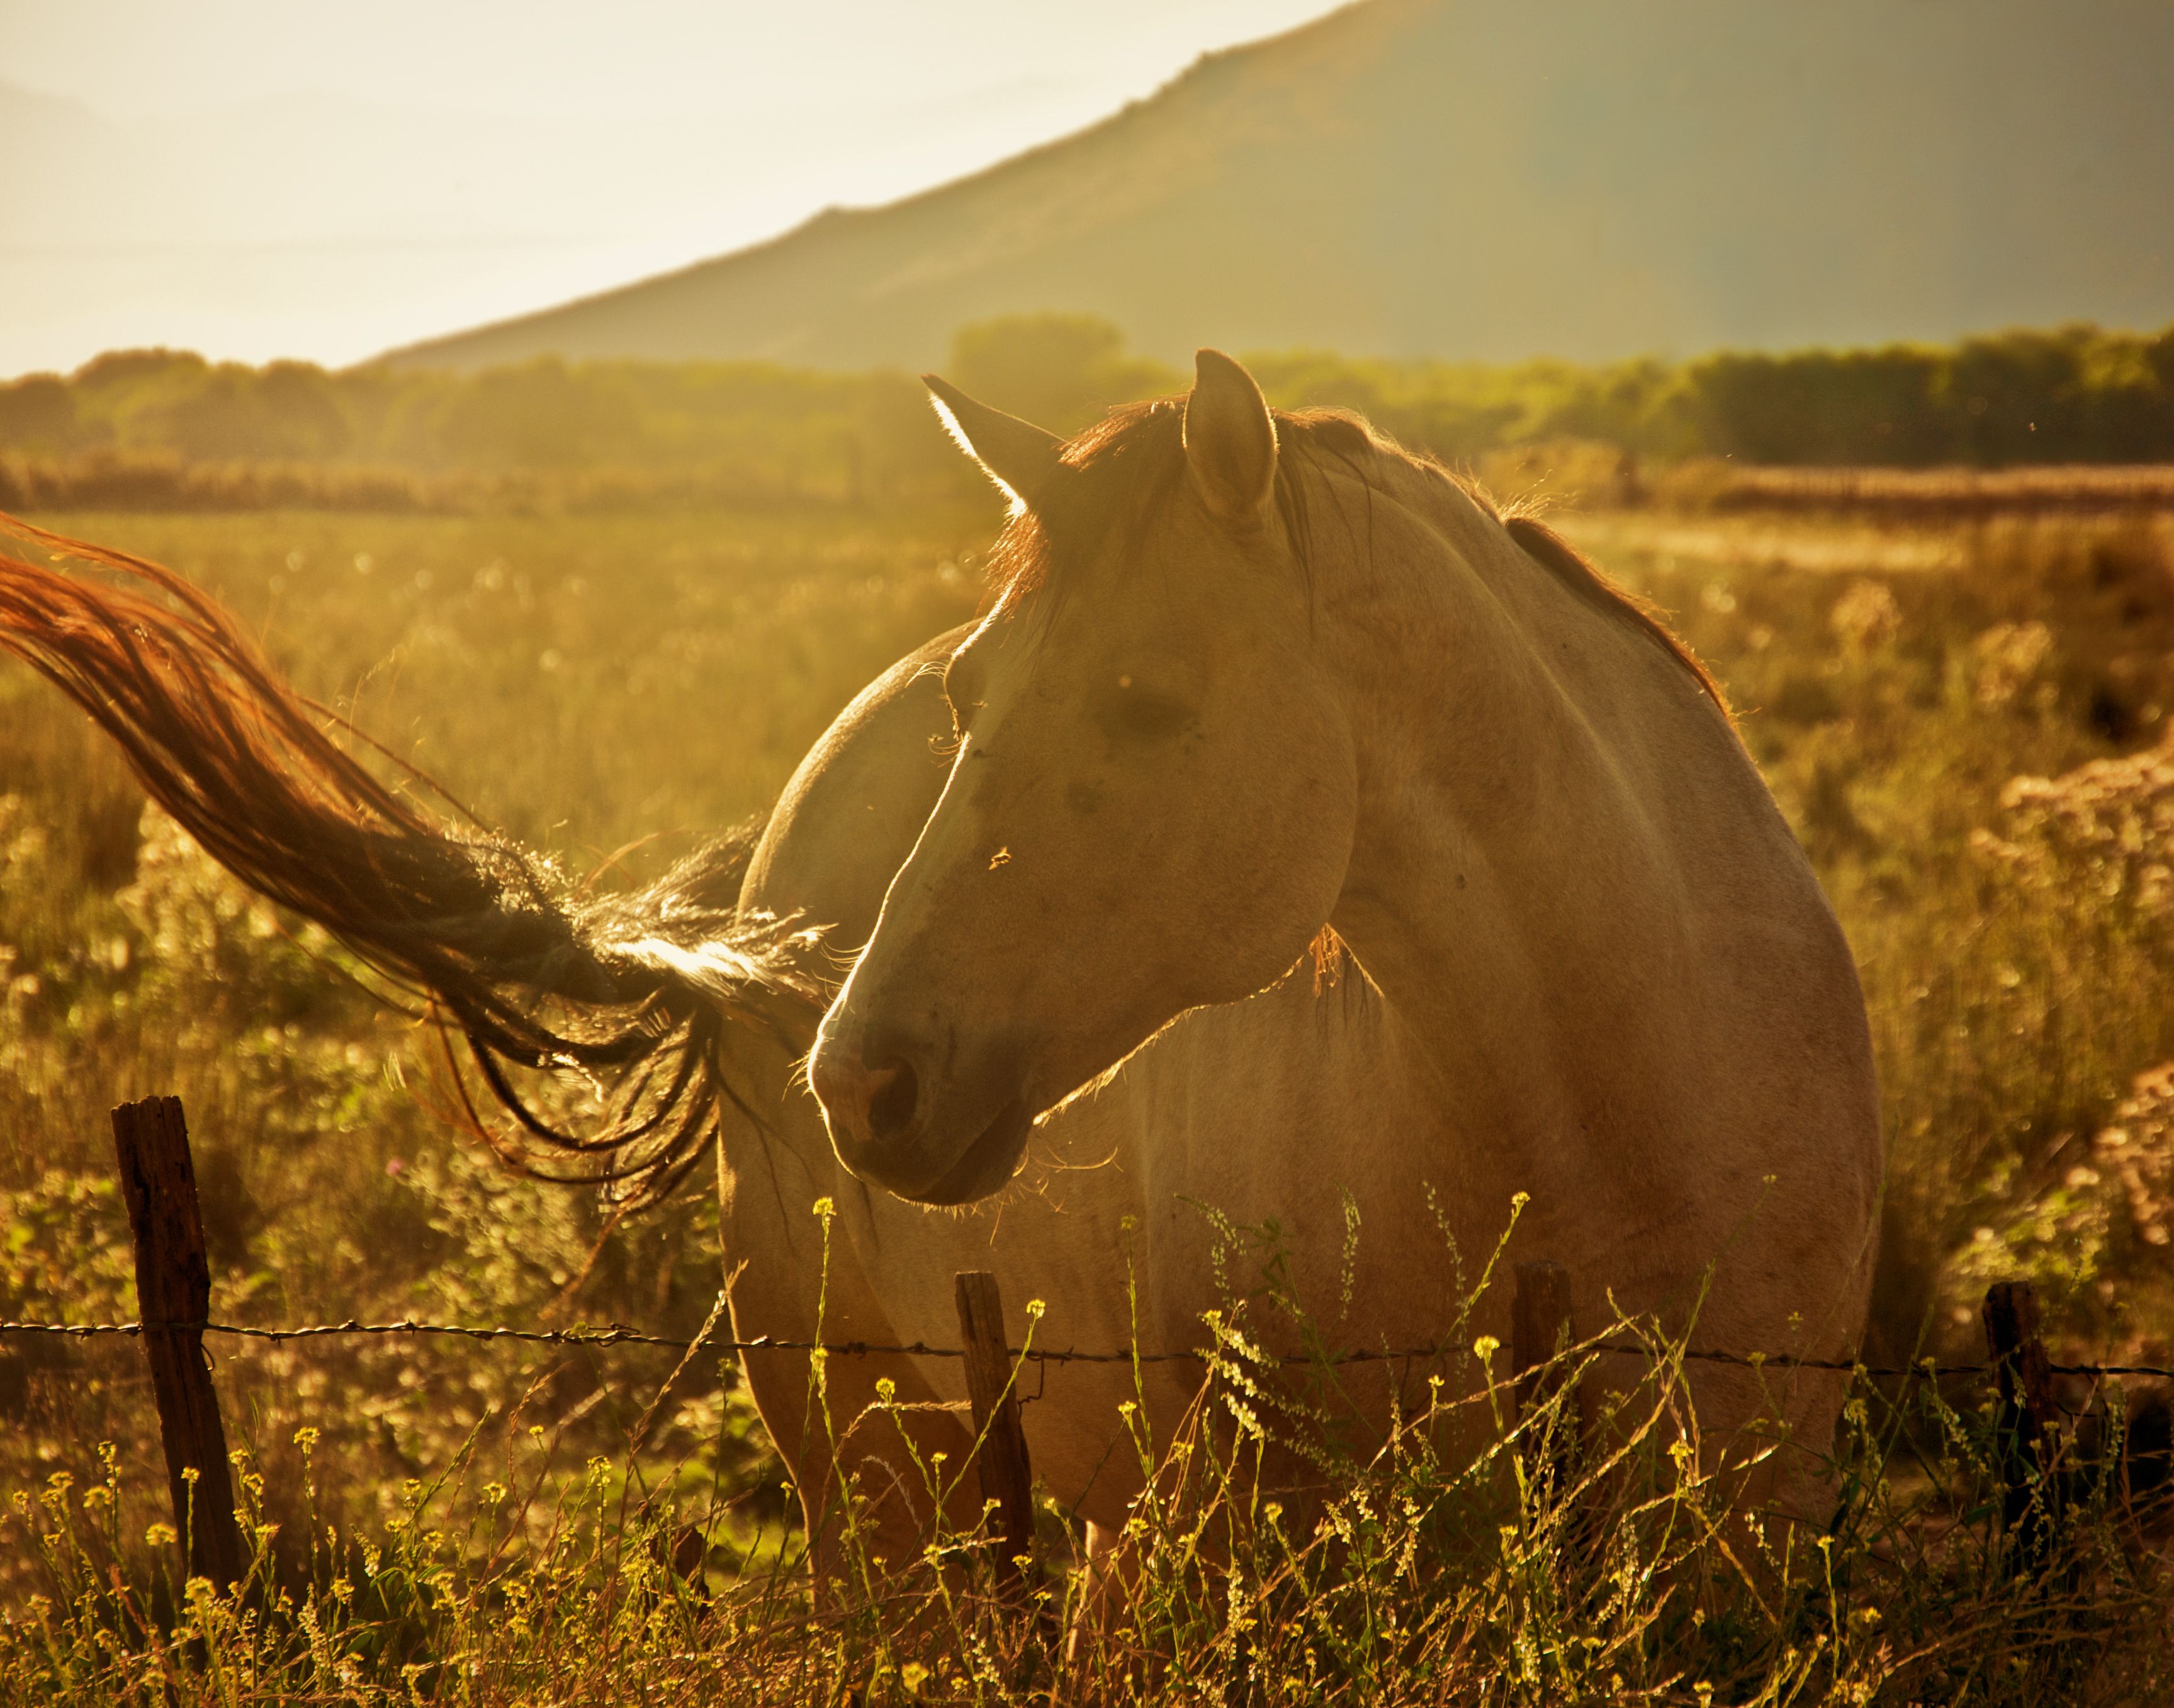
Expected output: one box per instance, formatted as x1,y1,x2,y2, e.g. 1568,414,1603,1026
0,495,2170,1702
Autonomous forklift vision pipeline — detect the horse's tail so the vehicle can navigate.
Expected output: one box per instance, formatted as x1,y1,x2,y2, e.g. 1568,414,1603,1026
0,512,824,1206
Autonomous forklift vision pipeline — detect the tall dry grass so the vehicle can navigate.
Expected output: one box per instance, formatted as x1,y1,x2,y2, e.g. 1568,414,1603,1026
7,1218,2172,1704
0,496,2169,1699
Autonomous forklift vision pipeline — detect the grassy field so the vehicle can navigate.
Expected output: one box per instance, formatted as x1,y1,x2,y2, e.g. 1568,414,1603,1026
0,498,997,1556
1,492,2171,1702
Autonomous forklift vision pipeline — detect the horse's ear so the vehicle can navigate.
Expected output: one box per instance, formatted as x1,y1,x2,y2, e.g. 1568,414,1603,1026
1183,349,1277,527
922,375,1063,512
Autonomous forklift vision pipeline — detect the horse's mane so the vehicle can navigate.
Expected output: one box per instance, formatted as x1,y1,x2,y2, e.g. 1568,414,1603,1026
987,400,1730,721
1494,510,1733,720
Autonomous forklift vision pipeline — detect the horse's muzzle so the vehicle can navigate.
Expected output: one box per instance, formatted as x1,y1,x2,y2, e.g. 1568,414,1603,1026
808,1021,1033,1204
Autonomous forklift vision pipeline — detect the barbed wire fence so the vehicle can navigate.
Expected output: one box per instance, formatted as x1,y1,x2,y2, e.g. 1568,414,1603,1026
7,1094,2165,1592
5,1313,2174,1382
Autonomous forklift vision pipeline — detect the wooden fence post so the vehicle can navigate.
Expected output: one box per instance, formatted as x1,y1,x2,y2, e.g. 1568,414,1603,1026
1512,1259,1577,1501
111,1096,247,1592
1983,1279,2063,1570
953,1271,1036,1588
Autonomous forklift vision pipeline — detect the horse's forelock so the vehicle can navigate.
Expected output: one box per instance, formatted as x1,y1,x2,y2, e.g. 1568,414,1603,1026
982,398,1189,607
984,400,1366,609
980,398,1723,721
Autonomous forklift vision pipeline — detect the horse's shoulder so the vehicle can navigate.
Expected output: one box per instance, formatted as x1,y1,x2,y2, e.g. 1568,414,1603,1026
740,622,971,947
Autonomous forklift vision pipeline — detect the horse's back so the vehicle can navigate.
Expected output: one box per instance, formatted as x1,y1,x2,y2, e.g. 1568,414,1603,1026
740,624,970,939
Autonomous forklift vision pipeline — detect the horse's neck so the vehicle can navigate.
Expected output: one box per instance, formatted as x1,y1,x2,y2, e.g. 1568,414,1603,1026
1319,474,1706,1134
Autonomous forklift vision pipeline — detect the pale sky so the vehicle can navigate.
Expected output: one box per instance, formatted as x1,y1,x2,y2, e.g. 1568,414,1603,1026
0,1,1346,378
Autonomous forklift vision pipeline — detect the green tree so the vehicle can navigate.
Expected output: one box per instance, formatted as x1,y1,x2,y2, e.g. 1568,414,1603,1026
0,375,86,454
947,315,1179,434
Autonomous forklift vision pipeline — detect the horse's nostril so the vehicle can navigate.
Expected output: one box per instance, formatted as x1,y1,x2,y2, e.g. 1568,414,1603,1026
864,1057,920,1143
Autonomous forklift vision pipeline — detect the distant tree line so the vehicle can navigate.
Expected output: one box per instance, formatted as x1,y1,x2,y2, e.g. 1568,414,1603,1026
0,350,960,506
1,316,2169,508
1246,322,2174,469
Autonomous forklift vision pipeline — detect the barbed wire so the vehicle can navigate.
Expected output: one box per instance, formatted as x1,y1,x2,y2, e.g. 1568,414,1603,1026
4,1317,2172,1383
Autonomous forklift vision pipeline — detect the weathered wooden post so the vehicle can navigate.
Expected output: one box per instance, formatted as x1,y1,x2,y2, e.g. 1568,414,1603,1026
1512,1259,1577,1502
953,1270,1036,1588
1983,1278,2063,1570
111,1096,247,1592
649,1522,711,1610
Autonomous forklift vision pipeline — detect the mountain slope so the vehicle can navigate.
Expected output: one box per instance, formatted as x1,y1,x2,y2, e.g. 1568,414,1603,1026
383,0,2174,371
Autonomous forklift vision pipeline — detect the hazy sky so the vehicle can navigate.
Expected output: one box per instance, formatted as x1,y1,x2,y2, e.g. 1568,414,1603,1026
0,1,1344,378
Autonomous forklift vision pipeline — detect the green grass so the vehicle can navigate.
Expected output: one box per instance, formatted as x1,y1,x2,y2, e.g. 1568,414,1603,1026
1,497,2171,1701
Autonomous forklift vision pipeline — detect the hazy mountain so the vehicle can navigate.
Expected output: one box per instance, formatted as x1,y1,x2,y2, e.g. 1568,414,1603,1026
383,0,2174,373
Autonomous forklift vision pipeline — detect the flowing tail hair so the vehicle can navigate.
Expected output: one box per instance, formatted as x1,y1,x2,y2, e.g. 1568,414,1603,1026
0,512,825,1208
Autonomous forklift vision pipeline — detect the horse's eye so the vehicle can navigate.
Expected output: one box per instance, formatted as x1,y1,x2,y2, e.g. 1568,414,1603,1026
1096,679,1196,743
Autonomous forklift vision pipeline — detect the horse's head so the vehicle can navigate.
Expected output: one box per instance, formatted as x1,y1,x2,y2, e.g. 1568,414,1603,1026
808,351,1358,1203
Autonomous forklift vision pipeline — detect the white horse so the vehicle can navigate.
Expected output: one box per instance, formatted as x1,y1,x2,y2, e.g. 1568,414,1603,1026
0,352,1879,1582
